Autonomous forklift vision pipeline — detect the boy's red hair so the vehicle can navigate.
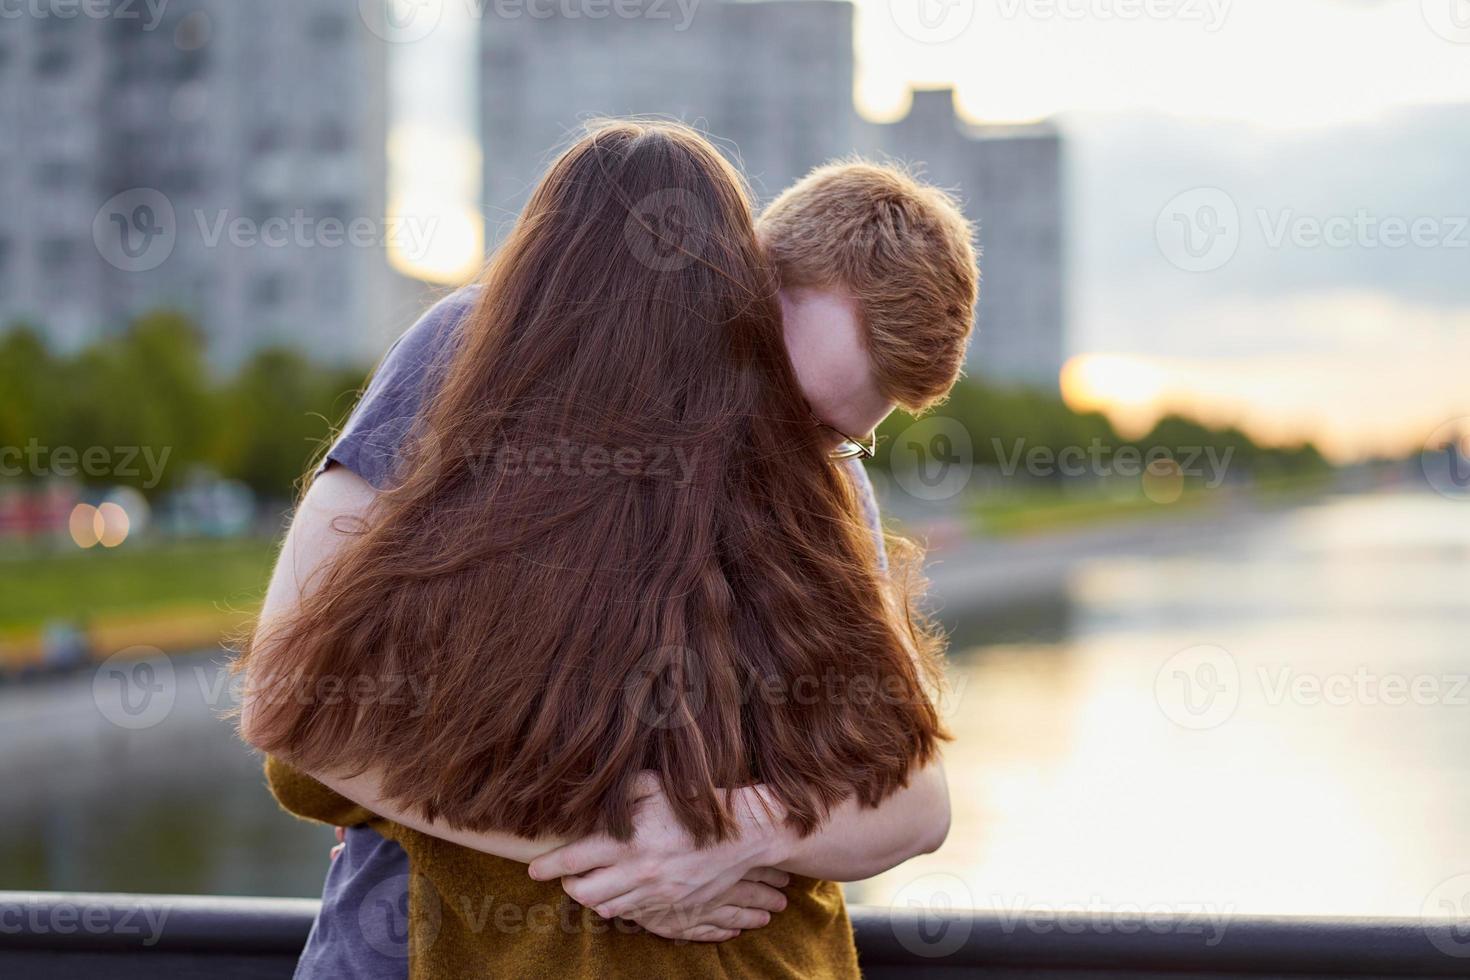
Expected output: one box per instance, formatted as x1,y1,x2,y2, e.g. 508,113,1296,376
760,161,979,412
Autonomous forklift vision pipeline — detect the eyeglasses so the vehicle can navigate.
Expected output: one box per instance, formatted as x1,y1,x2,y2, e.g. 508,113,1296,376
815,419,876,461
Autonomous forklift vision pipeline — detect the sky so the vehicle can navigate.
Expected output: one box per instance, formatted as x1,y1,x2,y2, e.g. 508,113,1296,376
851,0,1470,127
388,0,1470,461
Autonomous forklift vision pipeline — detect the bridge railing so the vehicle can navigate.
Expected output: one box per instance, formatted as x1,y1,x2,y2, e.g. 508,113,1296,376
1,891,1466,979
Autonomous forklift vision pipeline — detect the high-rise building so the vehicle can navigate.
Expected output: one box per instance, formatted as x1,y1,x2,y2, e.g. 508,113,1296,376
480,0,857,220
479,3,1066,388
861,89,1065,389
2,0,402,366
1,12,111,351
5,0,1065,386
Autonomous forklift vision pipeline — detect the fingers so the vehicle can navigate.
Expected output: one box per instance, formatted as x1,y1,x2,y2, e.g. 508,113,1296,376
528,836,624,881
560,869,639,915
329,844,344,861
740,867,791,889
717,882,787,914
636,914,742,943
702,905,772,931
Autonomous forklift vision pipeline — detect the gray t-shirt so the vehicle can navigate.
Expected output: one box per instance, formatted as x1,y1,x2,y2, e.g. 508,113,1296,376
294,286,888,978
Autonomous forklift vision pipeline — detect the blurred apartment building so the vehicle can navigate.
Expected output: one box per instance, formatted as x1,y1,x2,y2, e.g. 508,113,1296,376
479,0,1064,388
3,0,1063,387
863,89,1065,388
1,0,399,366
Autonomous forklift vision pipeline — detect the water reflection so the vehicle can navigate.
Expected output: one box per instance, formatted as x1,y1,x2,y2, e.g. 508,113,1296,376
851,491,1470,918
0,660,333,897
941,586,1076,649
3,491,1467,919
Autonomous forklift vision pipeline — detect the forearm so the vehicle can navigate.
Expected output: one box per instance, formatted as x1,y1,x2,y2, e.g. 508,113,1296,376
309,763,568,865
769,759,950,881
239,467,565,865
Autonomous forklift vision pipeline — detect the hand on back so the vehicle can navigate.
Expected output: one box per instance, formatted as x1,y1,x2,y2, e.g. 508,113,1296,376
527,771,796,941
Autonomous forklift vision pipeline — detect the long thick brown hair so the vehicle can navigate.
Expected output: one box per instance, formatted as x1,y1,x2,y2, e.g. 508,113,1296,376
240,120,946,845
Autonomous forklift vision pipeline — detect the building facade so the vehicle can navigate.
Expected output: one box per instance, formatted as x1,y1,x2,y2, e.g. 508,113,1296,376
4,0,1065,386
479,3,1065,388
479,0,857,219
2,0,401,366
861,88,1065,389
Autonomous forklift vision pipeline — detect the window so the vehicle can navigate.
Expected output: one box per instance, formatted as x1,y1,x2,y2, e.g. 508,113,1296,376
251,125,285,156
39,238,77,303
308,13,349,42
34,45,72,78
313,122,348,155
251,272,285,309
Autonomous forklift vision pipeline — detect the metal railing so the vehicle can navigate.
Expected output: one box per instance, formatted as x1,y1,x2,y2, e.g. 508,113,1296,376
1,891,1466,978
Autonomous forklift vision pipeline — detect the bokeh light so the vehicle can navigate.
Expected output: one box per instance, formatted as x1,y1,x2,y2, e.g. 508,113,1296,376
96,502,131,548
68,504,100,549
1141,458,1185,504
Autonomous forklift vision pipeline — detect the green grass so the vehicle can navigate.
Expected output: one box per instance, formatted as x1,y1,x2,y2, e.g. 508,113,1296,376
970,474,1334,537
0,473,1336,635
0,537,277,632
972,489,1208,536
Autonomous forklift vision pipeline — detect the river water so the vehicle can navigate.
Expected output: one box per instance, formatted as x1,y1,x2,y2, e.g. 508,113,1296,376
4,490,1468,921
